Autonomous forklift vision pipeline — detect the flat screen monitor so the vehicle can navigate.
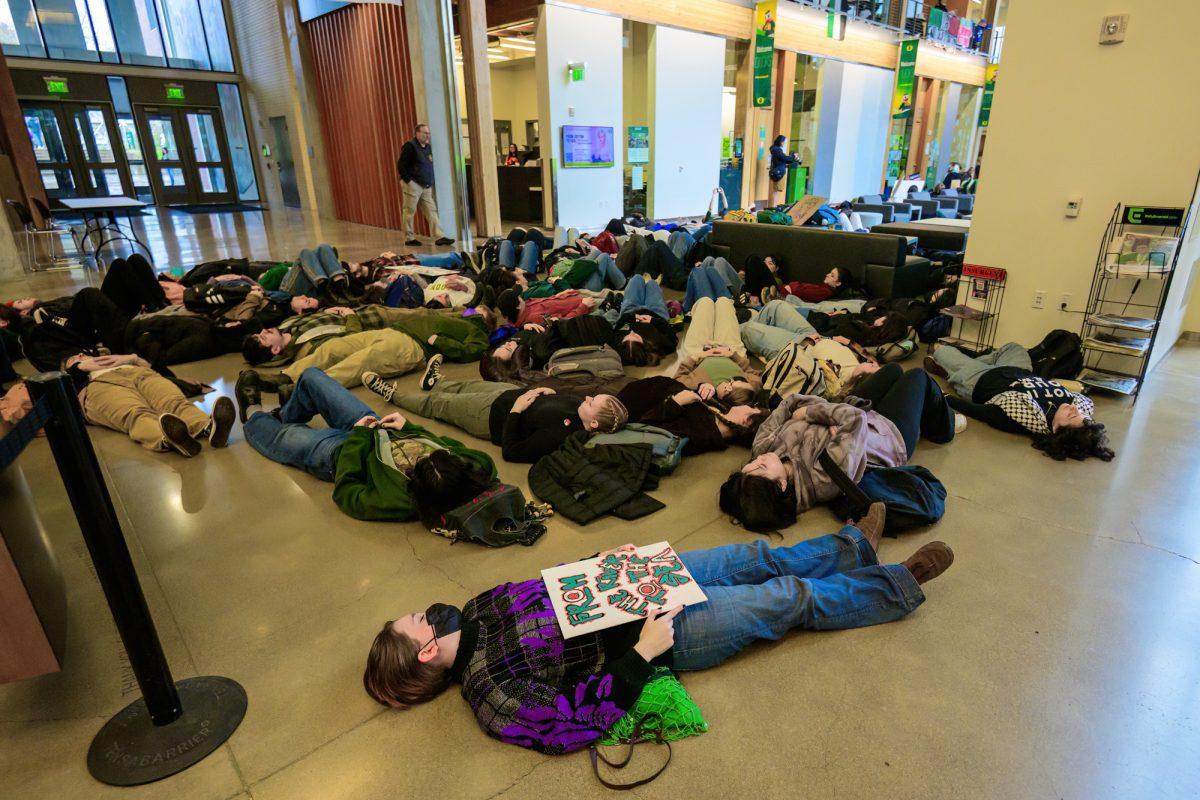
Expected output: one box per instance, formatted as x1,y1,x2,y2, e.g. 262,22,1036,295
561,125,615,168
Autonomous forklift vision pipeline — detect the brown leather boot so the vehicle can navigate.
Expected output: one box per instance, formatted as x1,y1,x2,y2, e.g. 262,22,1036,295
902,541,955,584
923,355,948,379
853,501,887,551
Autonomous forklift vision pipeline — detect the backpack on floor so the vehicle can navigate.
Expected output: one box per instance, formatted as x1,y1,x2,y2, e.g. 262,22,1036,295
588,424,687,476
873,332,918,363
761,341,826,400
917,314,952,343
1028,329,1083,380
820,452,947,534
546,345,625,380
384,274,425,308
426,484,551,546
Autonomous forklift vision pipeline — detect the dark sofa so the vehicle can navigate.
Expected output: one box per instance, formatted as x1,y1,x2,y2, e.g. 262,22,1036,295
708,220,929,299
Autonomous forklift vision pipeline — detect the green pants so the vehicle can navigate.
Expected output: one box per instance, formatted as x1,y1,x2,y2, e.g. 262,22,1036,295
393,380,519,440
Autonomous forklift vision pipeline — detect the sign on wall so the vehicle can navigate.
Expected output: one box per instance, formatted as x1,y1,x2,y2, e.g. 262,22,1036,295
627,125,649,164
884,38,919,183
165,84,185,101
752,1,777,108
43,76,69,95
541,542,707,638
1121,206,1185,227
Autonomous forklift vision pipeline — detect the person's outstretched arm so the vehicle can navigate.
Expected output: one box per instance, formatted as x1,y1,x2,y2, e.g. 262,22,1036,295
946,395,1027,434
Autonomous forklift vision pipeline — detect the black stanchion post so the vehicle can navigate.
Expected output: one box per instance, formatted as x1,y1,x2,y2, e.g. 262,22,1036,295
26,372,246,786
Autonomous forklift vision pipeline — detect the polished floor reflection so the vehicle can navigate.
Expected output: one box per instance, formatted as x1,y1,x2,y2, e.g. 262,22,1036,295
2,208,1199,800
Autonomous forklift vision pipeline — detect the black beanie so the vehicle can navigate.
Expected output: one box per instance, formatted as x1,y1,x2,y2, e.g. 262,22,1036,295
497,289,520,323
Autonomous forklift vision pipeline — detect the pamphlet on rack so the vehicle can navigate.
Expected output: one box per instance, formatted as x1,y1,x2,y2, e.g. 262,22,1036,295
1084,332,1151,354
1108,233,1178,272
1086,313,1157,332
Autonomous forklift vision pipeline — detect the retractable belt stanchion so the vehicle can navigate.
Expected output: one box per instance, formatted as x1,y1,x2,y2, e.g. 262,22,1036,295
26,372,246,786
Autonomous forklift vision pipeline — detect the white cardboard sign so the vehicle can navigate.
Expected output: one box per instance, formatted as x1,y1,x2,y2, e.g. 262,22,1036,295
540,542,708,639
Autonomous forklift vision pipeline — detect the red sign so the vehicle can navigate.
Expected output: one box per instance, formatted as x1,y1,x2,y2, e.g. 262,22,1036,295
961,264,1006,282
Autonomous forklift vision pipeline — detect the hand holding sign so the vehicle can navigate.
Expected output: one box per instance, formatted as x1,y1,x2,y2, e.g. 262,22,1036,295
634,606,683,661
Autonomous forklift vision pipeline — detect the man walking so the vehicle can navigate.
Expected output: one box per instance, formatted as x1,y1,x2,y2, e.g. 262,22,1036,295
398,123,454,248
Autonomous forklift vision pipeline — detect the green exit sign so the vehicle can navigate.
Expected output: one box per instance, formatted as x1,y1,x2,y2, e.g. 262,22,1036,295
567,62,585,82
166,85,185,101
44,77,69,95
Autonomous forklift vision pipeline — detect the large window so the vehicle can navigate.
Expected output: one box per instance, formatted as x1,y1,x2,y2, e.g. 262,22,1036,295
217,83,258,201
0,0,234,72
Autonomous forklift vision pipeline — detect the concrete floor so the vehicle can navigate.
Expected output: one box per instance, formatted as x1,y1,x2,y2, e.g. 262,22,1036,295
2,208,1199,800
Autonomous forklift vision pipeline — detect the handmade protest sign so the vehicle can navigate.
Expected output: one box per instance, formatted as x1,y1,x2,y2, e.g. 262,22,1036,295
541,542,707,639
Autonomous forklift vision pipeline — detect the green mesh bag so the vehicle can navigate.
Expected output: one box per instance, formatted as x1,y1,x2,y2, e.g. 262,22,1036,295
756,209,793,226
600,667,709,745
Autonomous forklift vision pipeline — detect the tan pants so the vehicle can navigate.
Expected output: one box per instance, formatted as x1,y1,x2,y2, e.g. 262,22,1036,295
284,329,425,388
82,366,209,451
401,180,444,239
682,297,746,359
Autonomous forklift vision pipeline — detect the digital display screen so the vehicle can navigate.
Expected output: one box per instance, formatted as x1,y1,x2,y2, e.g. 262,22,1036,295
561,125,615,168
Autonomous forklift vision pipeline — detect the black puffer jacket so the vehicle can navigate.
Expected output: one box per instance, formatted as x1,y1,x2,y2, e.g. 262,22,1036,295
527,431,663,524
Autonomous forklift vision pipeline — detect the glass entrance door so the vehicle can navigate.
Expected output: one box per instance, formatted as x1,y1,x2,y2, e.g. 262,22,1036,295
141,107,236,205
144,111,191,204
69,105,129,197
185,111,235,203
22,105,77,200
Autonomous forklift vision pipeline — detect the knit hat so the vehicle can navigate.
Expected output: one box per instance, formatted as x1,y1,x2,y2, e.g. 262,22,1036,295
496,289,520,323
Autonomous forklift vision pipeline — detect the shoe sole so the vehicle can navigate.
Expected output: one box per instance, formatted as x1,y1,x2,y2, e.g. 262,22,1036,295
160,414,201,457
209,396,235,448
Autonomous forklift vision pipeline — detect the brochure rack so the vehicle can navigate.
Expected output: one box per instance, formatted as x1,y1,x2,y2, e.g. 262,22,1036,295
1078,203,1187,396
938,263,1007,356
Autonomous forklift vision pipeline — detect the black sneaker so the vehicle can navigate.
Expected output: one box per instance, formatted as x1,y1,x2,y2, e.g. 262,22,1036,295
405,238,422,246
435,237,455,246
160,413,201,457
277,382,295,408
362,371,396,403
208,396,235,448
419,354,444,391
234,369,262,423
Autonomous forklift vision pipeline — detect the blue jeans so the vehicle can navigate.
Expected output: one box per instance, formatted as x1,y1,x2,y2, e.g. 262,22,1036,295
667,229,695,262
579,253,627,291
281,243,345,295
243,368,376,481
934,342,1032,398
739,300,820,359
499,240,539,274
683,262,733,312
785,296,867,314
672,528,924,670
620,275,669,320
415,252,463,268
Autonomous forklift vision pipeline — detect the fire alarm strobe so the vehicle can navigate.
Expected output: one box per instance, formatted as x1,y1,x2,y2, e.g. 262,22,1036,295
1099,14,1128,45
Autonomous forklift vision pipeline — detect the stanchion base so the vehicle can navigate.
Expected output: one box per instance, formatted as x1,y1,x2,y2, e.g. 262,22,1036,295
87,675,247,786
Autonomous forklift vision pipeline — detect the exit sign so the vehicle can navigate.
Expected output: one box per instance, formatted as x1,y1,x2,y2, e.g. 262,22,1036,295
166,85,185,101
44,77,69,95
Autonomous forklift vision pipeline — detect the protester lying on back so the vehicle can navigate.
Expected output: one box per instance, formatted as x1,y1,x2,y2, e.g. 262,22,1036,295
361,525,953,753
925,342,1114,461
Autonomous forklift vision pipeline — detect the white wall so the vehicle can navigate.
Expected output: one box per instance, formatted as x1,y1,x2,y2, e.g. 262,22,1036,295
813,60,892,202
648,25,724,219
492,61,540,148
966,0,1200,368
537,4,624,231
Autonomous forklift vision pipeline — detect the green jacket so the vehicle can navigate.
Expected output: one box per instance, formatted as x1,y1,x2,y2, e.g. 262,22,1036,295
389,314,489,362
331,423,497,521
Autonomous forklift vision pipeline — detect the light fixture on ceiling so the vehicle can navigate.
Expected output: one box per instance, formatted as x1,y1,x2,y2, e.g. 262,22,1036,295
501,37,536,51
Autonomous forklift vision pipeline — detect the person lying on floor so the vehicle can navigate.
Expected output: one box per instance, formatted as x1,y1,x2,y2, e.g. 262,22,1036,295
601,274,678,366
494,288,596,328
681,258,742,313
719,370,958,531
362,370,628,463
675,265,763,405
241,367,498,521
361,521,954,754
4,254,168,322
480,315,636,382
925,342,1114,461
615,375,768,455
802,308,912,349
2,288,232,372
0,354,235,457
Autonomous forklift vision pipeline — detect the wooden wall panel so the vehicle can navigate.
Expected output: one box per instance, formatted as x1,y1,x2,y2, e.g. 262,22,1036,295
559,0,753,40
775,3,898,69
305,4,424,232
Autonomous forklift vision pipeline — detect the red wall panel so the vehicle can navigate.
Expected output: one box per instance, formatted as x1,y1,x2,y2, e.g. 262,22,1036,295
305,4,425,232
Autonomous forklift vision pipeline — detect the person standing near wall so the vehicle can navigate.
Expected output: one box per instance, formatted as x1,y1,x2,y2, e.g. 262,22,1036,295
768,135,800,192
398,123,455,248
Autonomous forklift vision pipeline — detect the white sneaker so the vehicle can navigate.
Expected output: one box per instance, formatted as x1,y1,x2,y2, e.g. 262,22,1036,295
954,413,968,434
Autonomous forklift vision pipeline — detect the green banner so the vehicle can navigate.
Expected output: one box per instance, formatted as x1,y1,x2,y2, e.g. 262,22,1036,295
884,38,919,183
752,1,777,108
977,64,997,128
